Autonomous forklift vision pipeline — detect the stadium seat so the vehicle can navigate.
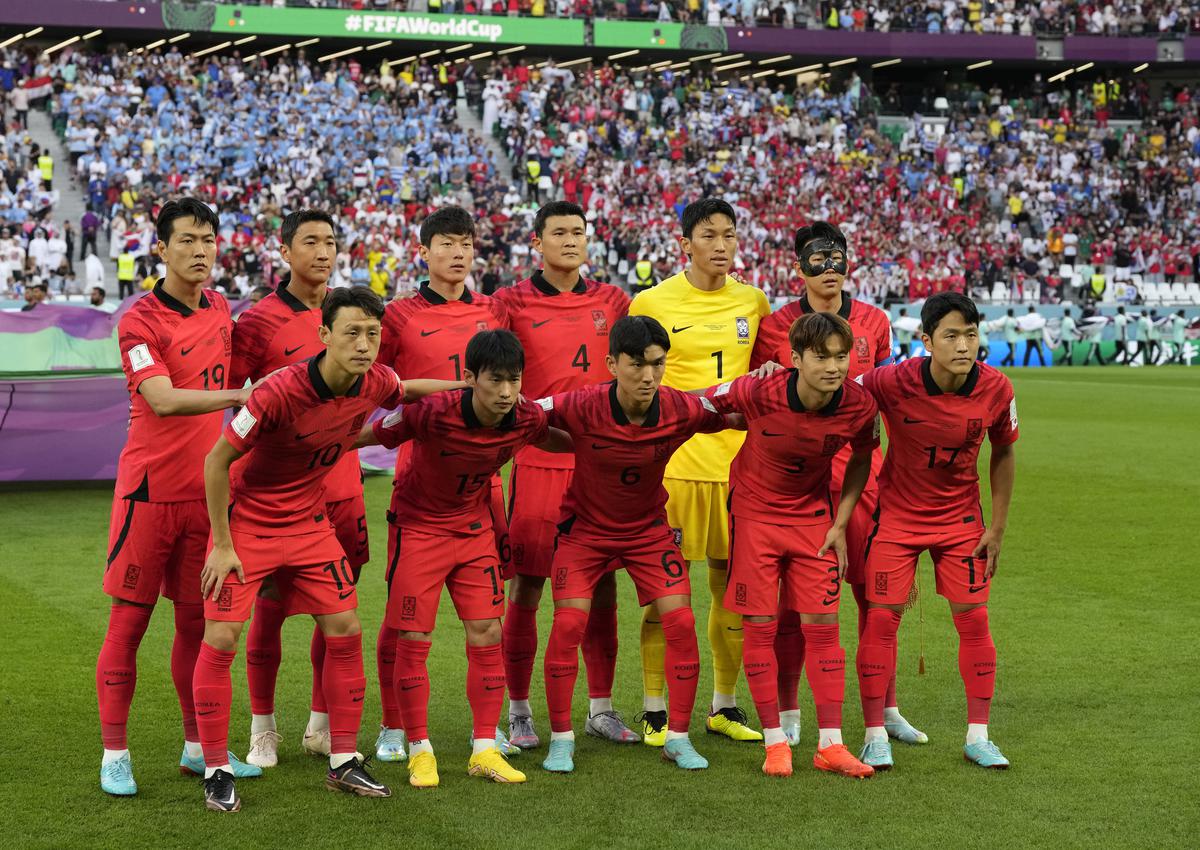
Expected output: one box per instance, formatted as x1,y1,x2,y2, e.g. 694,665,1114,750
1170,282,1187,303
1186,283,1200,305
991,282,1009,303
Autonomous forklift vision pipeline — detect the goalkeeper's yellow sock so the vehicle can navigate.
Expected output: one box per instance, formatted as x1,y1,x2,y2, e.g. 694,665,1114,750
640,605,666,708
707,563,744,702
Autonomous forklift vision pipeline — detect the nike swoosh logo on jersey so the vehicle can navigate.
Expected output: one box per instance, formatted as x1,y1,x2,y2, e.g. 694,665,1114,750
976,670,995,677
283,345,304,356
821,667,842,673
401,683,421,691
761,430,786,437
671,324,693,333
440,449,461,456
338,590,355,600
747,669,768,677
665,578,686,588
295,431,317,440
969,584,988,593
862,672,882,678
903,417,924,424
420,329,441,337
550,671,572,678
180,345,195,356
352,695,364,702
532,319,552,328
677,672,698,680
485,684,505,691
591,442,614,450
104,679,127,686
198,709,217,716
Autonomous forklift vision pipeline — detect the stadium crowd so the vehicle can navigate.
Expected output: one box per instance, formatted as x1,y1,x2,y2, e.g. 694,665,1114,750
175,0,1200,36
2,40,1198,309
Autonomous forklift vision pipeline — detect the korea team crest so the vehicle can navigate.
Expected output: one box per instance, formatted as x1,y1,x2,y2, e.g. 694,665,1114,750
736,317,750,343
854,336,869,360
591,310,609,335
966,418,983,441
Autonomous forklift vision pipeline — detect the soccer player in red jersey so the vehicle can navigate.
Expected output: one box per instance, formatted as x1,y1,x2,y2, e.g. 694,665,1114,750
538,316,740,775
359,330,570,790
493,202,634,749
706,313,878,780
196,287,454,811
855,292,1018,771
374,206,513,760
96,199,258,797
229,210,370,768
750,222,926,748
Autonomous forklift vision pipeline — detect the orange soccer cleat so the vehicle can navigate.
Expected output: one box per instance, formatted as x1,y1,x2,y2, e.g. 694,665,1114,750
814,743,875,778
762,741,793,777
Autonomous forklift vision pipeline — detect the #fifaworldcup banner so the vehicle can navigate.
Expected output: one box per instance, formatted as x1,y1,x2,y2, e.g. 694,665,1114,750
592,20,728,51
0,304,122,373
210,4,583,47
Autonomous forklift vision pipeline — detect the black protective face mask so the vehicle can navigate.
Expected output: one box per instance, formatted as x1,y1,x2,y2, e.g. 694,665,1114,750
799,238,849,277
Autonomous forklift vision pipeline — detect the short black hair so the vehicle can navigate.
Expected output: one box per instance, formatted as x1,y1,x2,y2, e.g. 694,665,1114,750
420,206,475,247
921,292,980,334
465,328,524,376
789,312,854,357
1063,308,1071,315
156,198,219,245
1007,308,1015,316
321,285,384,328
281,209,336,247
533,201,586,238
793,220,847,258
680,198,736,240
899,308,907,316
91,286,105,298
609,315,671,360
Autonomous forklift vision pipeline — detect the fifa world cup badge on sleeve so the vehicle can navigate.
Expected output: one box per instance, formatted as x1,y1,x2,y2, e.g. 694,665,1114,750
127,344,153,372
231,408,257,438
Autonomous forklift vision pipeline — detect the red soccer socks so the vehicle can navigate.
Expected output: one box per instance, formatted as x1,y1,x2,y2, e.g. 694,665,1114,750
953,606,997,725
321,632,366,757
376,623,402,728
743,619,780,732
466,642,506,740
543,607,588,733
502,602,539,703
193,641,236,768
802,622,845,731
660,607,700,735
171,602,204,741
582,605,618,700
244,595,285,717
96,603,153,749
856,607,901,728
394,638,432,741
773,610,804,713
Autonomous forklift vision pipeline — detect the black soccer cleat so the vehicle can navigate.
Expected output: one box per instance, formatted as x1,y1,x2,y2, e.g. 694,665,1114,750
326,757,391,798
202,769,241,813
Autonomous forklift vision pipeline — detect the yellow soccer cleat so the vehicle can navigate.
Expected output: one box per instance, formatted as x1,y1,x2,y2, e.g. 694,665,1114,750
706,707,764,742
407,751,440,789
467,748,527,784
638,710,668,747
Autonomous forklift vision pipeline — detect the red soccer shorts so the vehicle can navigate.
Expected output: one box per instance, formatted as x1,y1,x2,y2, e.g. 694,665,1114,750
206,528,356,622
838,487,878,587
727,515,841,616
507,464,573,579
550,519,690,606
103,497,208,605
327,493,369,572
384,525,504,633
864,525,990,606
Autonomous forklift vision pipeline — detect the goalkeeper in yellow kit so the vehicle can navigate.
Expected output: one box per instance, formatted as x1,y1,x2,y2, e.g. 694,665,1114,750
629,198,771,745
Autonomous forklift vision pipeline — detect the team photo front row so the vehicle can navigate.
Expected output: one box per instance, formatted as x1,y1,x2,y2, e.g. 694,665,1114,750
95,198,1016,812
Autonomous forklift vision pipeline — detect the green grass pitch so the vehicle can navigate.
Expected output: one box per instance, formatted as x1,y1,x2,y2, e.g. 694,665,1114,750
1,368,1196,848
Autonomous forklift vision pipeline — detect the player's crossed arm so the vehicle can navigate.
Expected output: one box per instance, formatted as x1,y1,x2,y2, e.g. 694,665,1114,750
138,374,254,417
353,378,468,448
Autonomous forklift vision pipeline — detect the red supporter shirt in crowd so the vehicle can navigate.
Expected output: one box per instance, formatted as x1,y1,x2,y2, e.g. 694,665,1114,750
224,356,404,534
493,271,630,470
115,281,232,502
372,390,549,535
705,370,879,526
862,358,1018,533
541,382,727,540
229,280,363,502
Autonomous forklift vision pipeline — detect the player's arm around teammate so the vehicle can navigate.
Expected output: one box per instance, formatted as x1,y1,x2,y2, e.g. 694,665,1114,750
856,293,1018,771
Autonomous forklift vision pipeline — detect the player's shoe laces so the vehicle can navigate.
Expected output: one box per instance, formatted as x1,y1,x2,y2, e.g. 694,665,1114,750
407,751,440,789
963,740,1010,769
762,742,793,777
468,747,527,783
886,717,929,745
326,756,391,797
246,731,283,768
814,744,875,778
662,738,709,770
637,710,668,747
782,719,802,747
508,714,539,750
542,739,575,773
180,749,263,779
375,726,408,763
301,727,331,757
202,769,240,813
858,739,894,771
706,707,764,742
585,710,640,744
100,754,137,796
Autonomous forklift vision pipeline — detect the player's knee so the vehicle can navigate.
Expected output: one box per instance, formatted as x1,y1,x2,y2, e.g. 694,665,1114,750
317,610,361,638
799,612,838,626
203,619,242,652
465,618,502,647
173,602,204,638
551,606,588,647
660,605,697,642
510,574,545,607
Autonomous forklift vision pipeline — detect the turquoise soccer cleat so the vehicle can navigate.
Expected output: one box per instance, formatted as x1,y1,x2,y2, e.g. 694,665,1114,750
858,739,894,771
100,754,137,796
963,740,1010,769
662,738,709,770
495,726,520,757
886,717,930,745
375,726,408,763
180,748,263,779
782,719,802,748
541,739,575,773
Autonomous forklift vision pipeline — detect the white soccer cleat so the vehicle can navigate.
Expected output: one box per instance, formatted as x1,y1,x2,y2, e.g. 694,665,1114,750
302,727,332,757
246,730,282,768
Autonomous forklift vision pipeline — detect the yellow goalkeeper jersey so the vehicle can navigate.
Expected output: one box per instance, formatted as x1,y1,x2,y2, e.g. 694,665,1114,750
629,271,771,482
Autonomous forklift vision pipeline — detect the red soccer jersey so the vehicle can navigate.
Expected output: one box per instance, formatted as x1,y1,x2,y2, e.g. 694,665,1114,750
705,370,879,525
115,281,232,502
372,390,549,534
229,281,363,502
542,382,727,540
862,357,1018,533
224,356,404,534
493,272,630,470
750,293,892,378
378,282,509,382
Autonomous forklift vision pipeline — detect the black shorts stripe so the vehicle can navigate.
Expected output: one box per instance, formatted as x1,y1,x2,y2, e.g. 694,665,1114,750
861,504,883,570
507,464,519,517
726,516,737,587
106,499,137,567
385,527,402,597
